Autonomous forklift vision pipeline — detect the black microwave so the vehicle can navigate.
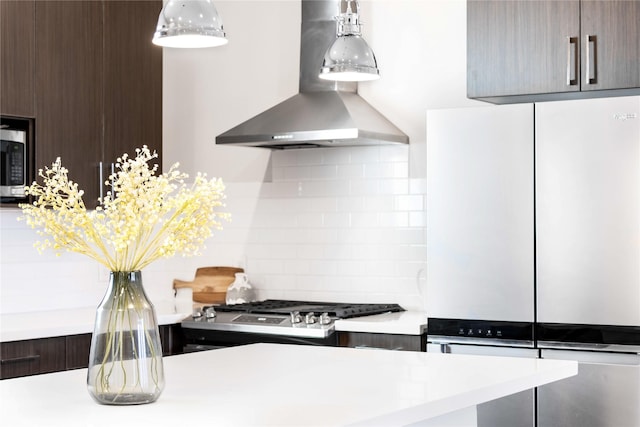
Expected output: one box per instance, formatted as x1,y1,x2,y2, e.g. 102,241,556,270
1,116,33,203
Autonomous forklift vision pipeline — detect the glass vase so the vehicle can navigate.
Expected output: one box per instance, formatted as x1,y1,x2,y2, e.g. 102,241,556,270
87,271,165,405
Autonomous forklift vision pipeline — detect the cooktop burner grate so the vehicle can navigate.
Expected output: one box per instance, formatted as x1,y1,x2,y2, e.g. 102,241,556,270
208,299,404,319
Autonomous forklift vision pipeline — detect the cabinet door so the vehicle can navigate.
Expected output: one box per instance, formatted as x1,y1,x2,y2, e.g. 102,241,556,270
34,1,103,206
467,0,580,98
103,1,162,167
0,0,35,117
0,337,66,379
580,0,640,91
65,333,92,370
337,332,424,352
159,324,184,356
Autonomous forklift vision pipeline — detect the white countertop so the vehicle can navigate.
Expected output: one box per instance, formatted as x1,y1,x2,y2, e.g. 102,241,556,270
0,301,190,342
1,305,427,342
334,310,427,335
0,343,577,427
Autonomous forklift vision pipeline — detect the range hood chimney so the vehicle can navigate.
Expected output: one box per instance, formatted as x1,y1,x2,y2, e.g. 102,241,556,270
215,0,409,149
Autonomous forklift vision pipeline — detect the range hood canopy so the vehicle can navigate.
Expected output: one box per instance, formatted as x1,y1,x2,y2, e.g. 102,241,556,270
216,0,408,149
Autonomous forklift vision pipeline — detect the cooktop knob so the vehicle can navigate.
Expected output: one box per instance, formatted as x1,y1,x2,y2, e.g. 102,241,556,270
290,311,302,324
204,306,216,319
192,309,203,319
319,312,331,325
305,312,317,324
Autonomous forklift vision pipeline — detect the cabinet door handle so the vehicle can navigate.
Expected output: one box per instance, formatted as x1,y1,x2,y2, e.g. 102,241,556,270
98,161,104,202
566,36,579,86
1,354,40,365
98,162,117,202
585,34,597,85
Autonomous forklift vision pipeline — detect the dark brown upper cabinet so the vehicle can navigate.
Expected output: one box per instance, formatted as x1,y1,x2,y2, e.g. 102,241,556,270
103,1,163,171
1,1,162,208
35,1,104,206
467,0,640,103
0,1,36,117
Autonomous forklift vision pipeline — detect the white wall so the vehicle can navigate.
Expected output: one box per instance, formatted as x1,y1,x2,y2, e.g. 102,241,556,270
0,0,480,315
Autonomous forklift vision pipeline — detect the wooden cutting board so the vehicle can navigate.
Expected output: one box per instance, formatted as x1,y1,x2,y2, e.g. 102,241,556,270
173,266,244,303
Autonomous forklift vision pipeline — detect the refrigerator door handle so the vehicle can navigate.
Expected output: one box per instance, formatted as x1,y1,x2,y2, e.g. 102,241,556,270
429,336,534,348
427,340,452,353
538,341,640,355
542,348,640,366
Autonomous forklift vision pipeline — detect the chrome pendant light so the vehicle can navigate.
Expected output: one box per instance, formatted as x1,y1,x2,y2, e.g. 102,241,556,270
319,0,379,82
152,0,227,48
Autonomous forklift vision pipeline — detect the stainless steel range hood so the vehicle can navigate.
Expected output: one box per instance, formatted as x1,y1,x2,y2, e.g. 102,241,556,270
216,0,408,149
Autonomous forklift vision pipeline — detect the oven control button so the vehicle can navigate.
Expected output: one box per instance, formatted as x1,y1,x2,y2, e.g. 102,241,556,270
319,312,331,325
290,311,302,324
305,312,317,325
204,306,216,319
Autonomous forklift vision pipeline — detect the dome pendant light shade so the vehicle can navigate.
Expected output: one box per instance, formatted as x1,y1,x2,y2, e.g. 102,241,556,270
152,0,228,48
319,0,380,82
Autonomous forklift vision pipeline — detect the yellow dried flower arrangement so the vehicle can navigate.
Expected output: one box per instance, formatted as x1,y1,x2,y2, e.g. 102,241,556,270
19,146,230,405
19,146,230,271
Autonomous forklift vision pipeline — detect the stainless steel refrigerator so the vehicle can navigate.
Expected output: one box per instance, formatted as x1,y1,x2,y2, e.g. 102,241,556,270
426,96,640,427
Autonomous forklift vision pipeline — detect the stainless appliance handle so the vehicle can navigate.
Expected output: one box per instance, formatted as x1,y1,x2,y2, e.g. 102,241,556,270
538,340,640,354
566,36,578,86
99,162,117,202
354,345,405,351
98,161,104,201
428,335,534,348
585,34,597,84
542,348,640,366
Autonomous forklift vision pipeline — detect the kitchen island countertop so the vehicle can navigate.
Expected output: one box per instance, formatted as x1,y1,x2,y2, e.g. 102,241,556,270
0,342,576,427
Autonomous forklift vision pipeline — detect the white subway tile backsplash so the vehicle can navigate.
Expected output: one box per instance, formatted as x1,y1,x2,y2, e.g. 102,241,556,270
349,212,379,228
322,212,350,228
363,195,395,212
409,211,426,228
350,179,380,196
296,212,324,228
348,146,381,164
336,196,364,212
378,211,410,228
298,180,350,197
1,145,427,314
257,181,300,198
409,178,427,195
379,145,410,162
310,165,338,180
336,163,365,179
395,195,424,211
379,178,410,195
320,149,351,166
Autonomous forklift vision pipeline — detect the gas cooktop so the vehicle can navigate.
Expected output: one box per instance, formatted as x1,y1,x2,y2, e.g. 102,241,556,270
182,299,405,339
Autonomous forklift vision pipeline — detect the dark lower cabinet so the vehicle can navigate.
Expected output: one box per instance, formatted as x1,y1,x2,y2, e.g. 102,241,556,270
159,324,185,357
0,324,184,380
337,332,425,352
65,334,93,371
0,337,66,379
